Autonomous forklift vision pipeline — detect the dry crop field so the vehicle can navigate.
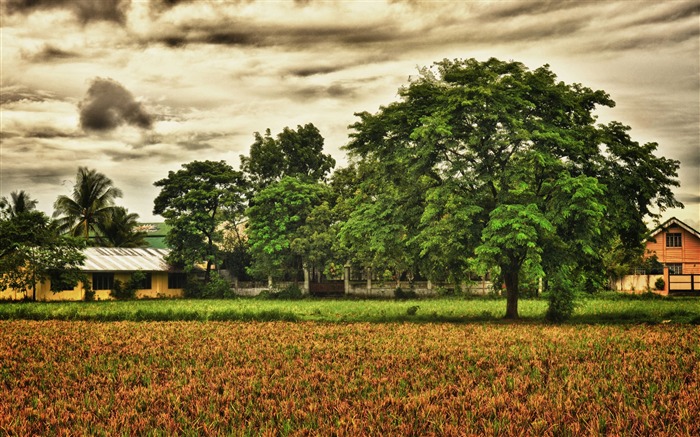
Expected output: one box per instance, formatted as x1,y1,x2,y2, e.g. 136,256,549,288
1,320,698,435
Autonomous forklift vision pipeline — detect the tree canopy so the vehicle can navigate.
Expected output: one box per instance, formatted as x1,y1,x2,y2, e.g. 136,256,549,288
246,176,329,282
1,194,85,300
240,123,336,190
344,57,681,319
53,167,123,240
153,160,248,282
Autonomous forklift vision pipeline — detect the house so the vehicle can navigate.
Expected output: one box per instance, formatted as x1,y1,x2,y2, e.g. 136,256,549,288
0,247,187,301
646,217,700,275
644,217,700,294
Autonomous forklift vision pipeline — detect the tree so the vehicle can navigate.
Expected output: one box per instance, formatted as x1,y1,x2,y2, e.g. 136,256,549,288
153,160,247,282
240,123,336,190
1,190,38,218
345,58,681,319
95,206,147,248
53,167,123,240
246,177,329,283
1,197,85,300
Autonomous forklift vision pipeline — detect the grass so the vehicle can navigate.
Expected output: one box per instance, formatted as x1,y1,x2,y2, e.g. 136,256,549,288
0,292,698,324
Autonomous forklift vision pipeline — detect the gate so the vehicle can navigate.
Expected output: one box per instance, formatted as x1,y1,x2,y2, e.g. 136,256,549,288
309,280,345,297
668,274,699,294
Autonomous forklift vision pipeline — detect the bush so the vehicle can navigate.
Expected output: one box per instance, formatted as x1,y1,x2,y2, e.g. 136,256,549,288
185,273,234,299
394,287,417,300
111,273,141,300
201,273,234,299
83,281,95,302
275,284,304,300
545,268,579,323
655,277,665,291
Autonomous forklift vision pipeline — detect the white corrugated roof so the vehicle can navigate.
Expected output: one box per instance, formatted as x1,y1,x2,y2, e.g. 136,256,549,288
82,248,172,272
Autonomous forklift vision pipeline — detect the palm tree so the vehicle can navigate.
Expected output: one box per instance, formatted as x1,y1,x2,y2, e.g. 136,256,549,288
53,167,123,239
96,206,148,248
1,190,38,218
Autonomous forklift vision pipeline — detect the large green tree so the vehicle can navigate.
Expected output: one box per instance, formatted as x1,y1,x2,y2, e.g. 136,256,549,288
246,176,329,283
53,167,123,240
240,123,336,190
1,195,85,300
345,58,681,319
153,160,247,282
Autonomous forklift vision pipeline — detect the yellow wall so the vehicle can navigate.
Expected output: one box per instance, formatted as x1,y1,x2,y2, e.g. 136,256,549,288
1,271,184,301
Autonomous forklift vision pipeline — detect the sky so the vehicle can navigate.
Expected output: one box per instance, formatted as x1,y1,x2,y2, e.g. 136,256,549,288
1,0,699,228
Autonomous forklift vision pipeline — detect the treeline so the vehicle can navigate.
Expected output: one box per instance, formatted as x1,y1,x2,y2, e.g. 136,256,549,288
1,58,682,320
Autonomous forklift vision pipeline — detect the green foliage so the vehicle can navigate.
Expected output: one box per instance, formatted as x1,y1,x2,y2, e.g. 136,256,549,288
343,57,679,319
153,160,248,282
545,266,580,323
655,277,665,291
182,273,234,299
0,204,86,300
83,283,95,302
241,123,335,190
394,287,418,300
95,206,147,248
246,177,329,281
53,167,123,240
110,279,126,300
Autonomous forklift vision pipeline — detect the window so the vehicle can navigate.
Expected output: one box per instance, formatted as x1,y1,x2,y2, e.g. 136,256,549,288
667,264,683,275
92,273,114,290
168,272,187,289
666,232,682,247
132,272,152,290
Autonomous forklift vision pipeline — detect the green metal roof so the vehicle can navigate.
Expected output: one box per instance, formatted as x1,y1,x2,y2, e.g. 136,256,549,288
136,223,172,249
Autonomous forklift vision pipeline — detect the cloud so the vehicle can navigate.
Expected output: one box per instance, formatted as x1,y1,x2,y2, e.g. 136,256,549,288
627,2,700,26
79,78,153,132
3,0,128,24
0,85,55,104
22,44,80,62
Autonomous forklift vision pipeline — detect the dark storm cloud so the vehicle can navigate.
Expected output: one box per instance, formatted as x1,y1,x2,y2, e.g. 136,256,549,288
3,0,129,24
174,132,232,151
289,65,346,77
599,25,700,51
23,44,80,62
291,83,357,101
148,20,403,49
476,0,583,20
26,127,80,139
79,78,153,132
627,1,700,26
0,85,54,105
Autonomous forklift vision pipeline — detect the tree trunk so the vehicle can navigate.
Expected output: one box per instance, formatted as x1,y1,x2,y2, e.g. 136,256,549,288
503,268,519,319
205,260,212,283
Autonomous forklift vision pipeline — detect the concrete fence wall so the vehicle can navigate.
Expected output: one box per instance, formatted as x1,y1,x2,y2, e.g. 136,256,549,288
230,279,495,298
611,274,666,295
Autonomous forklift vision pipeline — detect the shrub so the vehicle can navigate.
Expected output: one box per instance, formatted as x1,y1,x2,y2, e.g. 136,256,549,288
394,287,417,300
275,284,304,300
183,275,205,298
546,268,579,323
201,273,234,299
83,281,94,302
655,277,665,291
111,273,141,300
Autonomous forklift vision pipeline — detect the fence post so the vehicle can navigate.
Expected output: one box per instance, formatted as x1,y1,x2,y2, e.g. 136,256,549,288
303,266,310,295
344,263,351,294
366,267,372,295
